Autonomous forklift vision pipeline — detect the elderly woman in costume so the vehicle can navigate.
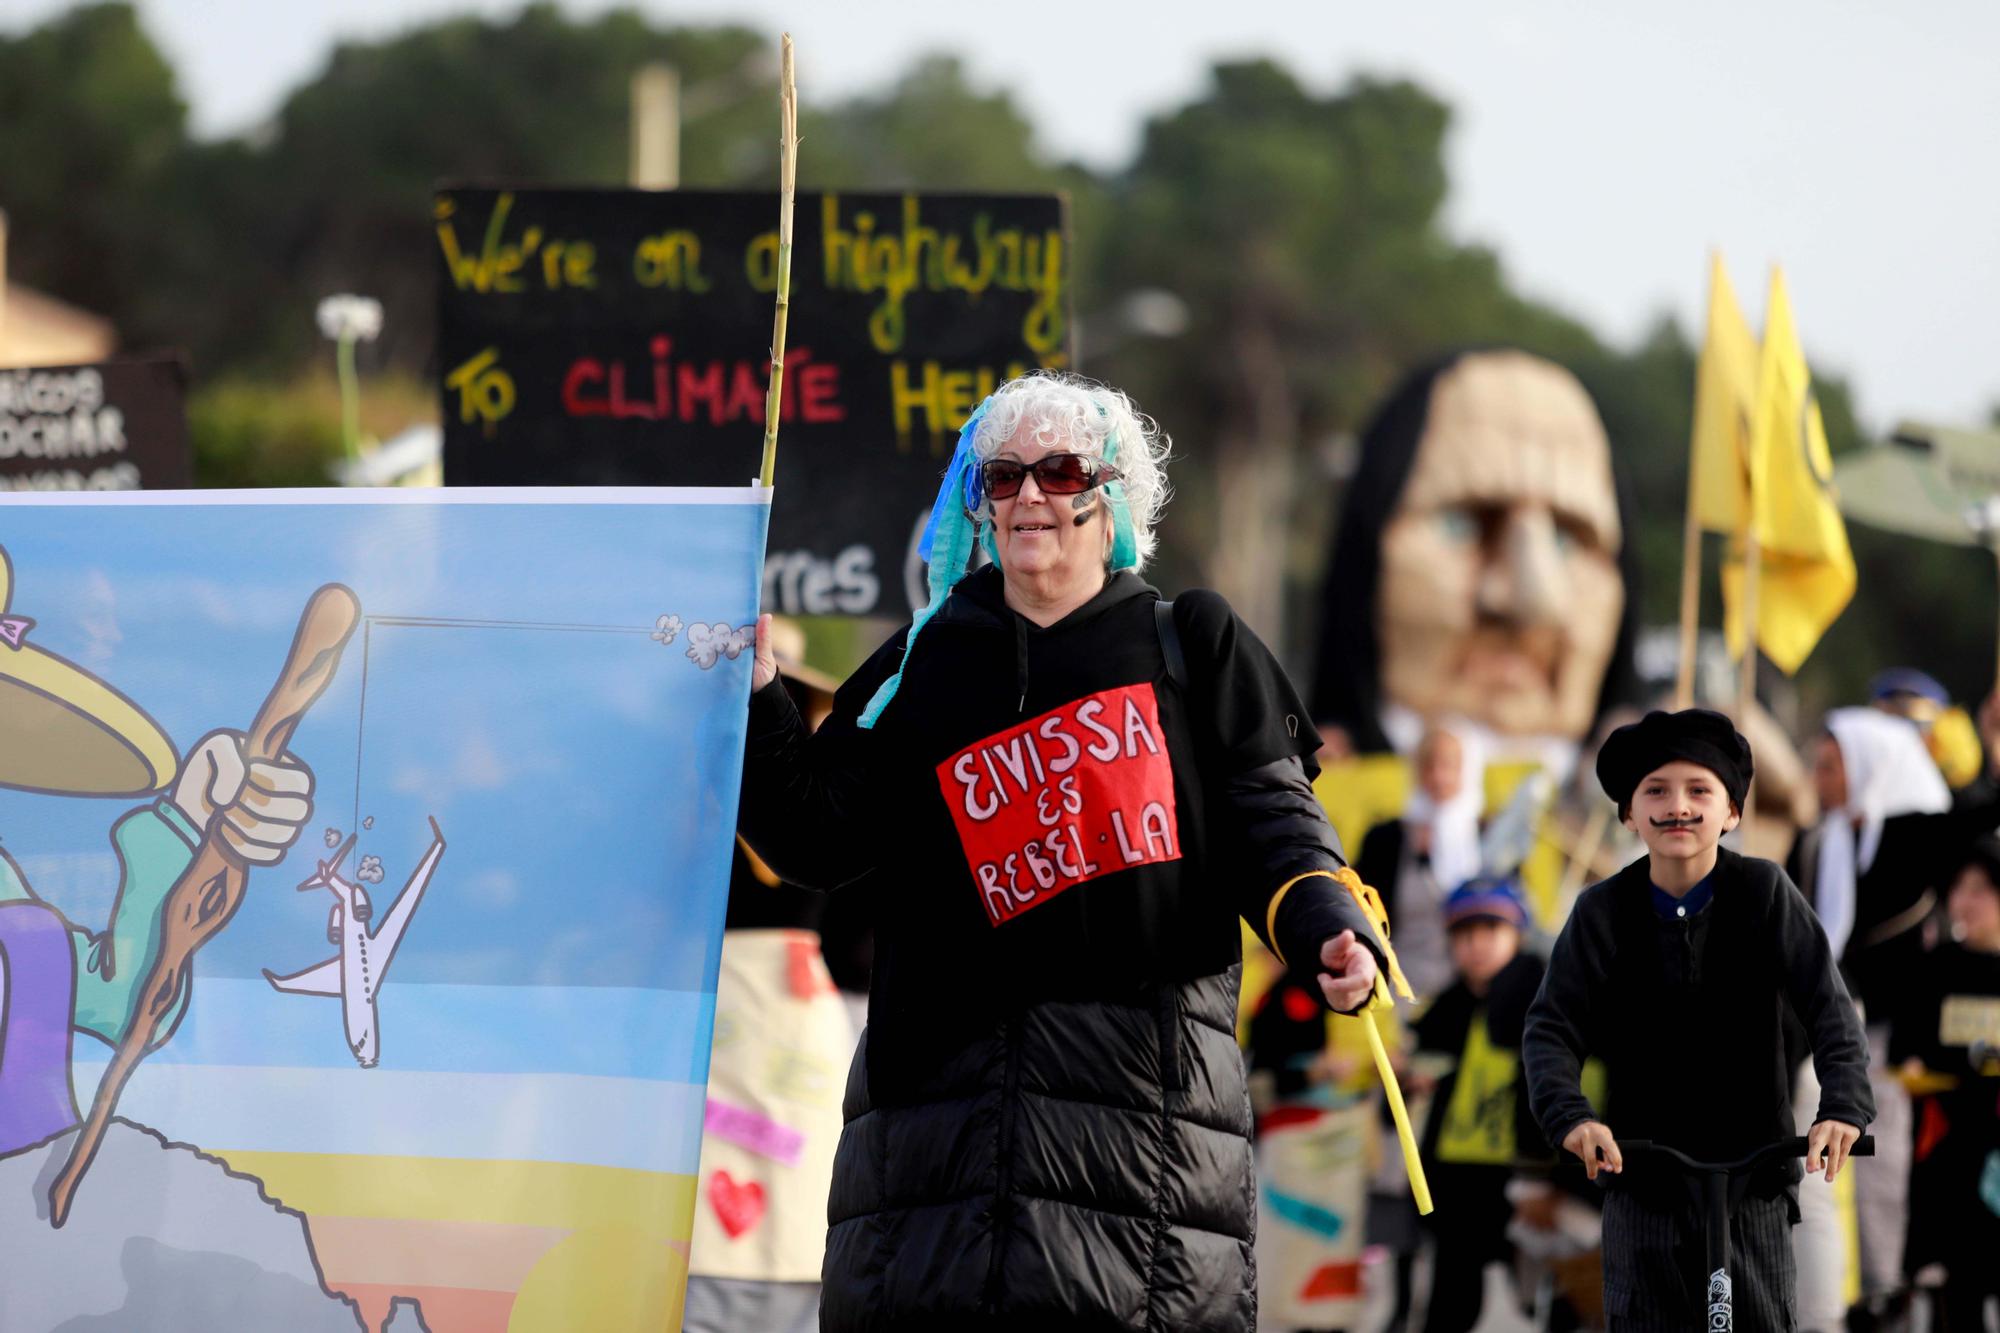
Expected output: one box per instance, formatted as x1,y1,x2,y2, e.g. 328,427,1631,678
738,371,1388,1332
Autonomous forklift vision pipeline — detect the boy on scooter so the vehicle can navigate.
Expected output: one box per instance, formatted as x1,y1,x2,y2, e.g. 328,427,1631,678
1523,708,1874,1331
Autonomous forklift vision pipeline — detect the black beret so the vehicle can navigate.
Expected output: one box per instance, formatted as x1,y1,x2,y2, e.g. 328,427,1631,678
1595,708,1753,814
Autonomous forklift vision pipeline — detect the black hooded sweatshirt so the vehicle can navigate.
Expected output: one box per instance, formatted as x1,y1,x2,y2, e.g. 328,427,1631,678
739,565,1384,1332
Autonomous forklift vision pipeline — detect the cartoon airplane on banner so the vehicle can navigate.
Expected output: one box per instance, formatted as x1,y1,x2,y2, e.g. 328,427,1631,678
263,820,446,1068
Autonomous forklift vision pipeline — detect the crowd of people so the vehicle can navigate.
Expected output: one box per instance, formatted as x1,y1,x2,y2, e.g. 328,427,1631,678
694,366,2000,1333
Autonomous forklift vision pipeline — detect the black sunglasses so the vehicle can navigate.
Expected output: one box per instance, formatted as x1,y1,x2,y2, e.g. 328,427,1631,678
980,452,1119,501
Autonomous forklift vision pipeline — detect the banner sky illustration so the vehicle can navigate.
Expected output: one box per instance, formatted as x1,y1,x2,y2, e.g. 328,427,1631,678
0,487,769,1332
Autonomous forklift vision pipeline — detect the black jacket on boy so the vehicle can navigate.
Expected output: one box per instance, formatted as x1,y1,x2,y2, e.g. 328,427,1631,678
741,566,1386,1333
1522,846,1873,1204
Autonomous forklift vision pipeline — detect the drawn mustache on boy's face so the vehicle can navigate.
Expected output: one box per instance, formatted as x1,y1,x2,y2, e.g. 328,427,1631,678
1649,816,1703,831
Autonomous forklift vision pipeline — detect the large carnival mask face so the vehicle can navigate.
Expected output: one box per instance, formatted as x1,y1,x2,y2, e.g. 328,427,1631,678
1376,351,1625,740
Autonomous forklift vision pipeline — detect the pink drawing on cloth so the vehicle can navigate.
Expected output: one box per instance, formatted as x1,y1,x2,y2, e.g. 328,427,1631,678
705,1096,806,1168
0,615,33,649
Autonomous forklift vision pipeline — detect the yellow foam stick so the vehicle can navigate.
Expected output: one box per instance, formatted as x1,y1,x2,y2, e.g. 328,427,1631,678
1333,866,1433,1215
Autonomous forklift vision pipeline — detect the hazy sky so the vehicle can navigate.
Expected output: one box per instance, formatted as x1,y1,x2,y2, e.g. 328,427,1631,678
7,0,1996,431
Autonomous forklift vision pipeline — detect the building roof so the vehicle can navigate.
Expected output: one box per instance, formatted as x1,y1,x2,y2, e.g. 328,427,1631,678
0,282,117,368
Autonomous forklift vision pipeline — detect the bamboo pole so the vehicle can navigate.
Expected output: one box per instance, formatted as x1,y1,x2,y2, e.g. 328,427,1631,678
1556,801,1614,917
1990,542,2000,699
757,36,798,490
1737,528,1762,717
1674,436,1705,711
1735,529,1762,820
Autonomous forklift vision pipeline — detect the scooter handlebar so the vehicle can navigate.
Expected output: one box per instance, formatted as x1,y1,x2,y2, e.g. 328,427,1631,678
1607,1135,1875,1173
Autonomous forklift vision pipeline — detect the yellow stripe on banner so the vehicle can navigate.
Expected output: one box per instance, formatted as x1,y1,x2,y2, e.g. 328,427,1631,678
211,1151,696,1235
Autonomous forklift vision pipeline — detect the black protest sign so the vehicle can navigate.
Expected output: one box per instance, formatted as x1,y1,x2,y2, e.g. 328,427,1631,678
436,187,1070,618
0,355,191,491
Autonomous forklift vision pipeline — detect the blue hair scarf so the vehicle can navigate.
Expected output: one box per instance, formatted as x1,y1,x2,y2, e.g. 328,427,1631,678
1100,422,1140,571
858,397,1138,728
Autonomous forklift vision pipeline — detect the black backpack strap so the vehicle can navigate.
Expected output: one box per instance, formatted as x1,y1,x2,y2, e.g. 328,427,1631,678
1154,598,1188,692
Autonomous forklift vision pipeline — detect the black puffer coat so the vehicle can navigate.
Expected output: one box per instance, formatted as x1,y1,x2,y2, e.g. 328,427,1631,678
741,568,1385,1331
822,969,1256,1330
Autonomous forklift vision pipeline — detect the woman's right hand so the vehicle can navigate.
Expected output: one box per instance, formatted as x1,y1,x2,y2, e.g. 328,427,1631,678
751,613,778,692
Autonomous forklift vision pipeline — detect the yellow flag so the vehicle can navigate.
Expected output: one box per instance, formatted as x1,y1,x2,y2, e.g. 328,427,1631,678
1691,253,1759,534
1722,268,1856,673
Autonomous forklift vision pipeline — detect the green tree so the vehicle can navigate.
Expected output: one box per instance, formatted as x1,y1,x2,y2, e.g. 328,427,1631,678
800,54,1112,358
1092,62,1605,644
801,55,1061,193
170,5,776,375
0,2,184,323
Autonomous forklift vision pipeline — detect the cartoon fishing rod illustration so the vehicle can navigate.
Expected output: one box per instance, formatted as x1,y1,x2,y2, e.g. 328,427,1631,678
30,577,363,1227
263,820,446,1068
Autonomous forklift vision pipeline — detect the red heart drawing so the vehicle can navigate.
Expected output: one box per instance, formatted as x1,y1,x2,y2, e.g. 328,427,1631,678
708,1169,766,1240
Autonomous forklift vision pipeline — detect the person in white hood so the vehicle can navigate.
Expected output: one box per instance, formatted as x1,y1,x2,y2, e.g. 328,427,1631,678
1353,725,1485,1003
1807,708,1953,975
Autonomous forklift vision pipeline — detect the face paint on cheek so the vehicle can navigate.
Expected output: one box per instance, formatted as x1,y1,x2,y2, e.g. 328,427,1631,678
1071,494,1099,527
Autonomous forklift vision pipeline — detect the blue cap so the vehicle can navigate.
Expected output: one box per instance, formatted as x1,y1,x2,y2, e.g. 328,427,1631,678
1444,876,1529,929
1867,667,1949,706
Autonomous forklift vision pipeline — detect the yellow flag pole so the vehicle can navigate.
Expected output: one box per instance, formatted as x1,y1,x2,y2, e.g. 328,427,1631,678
1556,801,1614,917
757,35,798,490
1985,536,2000,699
1735,527,1762,817
1992,547,2000,699
1674,421,1705,710
1737,528,1761,715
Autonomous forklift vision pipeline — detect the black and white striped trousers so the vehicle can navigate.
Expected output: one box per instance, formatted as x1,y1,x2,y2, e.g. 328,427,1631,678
1602,1188,1796,1332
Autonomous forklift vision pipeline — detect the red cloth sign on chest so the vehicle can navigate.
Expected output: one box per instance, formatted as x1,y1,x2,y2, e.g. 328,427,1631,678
935,682,1182,926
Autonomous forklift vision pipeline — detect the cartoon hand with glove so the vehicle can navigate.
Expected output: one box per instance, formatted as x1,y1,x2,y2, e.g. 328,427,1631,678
170,729,315,866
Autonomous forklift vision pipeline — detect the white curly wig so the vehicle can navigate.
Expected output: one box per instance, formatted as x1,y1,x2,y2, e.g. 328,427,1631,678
967,370,1172,571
